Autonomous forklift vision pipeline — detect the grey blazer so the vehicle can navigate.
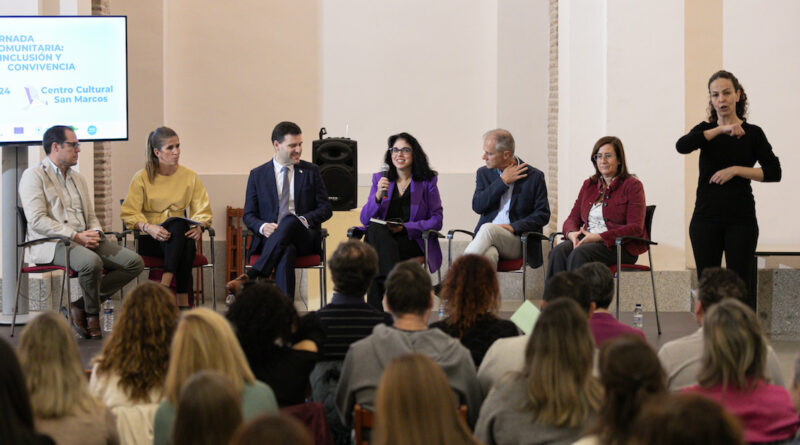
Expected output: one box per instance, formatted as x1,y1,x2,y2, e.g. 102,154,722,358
18,160,102,264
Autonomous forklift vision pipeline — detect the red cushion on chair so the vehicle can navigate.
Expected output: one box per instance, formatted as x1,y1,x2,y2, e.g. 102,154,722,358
248,254,321,268
141,254,209,268
21,265,78,277
497,258,524,272
608,264,651,274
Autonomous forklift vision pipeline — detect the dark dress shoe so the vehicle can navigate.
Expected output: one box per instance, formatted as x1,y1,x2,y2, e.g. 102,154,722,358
225,273,249,296
86,315,102,339
66,303,90,339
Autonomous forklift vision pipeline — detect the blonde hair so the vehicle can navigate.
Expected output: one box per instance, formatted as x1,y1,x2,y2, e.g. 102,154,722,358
164,308,255,403
145,126,178,183
18,312,101,418
698,298,767,391
522,298,602,427
373,354,480,445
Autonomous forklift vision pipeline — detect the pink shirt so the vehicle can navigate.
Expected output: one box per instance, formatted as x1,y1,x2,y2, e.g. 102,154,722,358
589,312,646,347
683,380,800,443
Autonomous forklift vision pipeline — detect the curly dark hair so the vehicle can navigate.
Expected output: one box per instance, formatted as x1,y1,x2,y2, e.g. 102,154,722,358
93,282,179,402
384,132,437,182
226,281,298,359
439,254,500,338
707,70,748,124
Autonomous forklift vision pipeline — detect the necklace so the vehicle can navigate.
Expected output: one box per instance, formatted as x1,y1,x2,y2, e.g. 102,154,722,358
397,180,410,195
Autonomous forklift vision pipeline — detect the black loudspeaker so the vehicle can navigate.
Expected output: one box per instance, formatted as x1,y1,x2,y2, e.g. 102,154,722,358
313,132,357,211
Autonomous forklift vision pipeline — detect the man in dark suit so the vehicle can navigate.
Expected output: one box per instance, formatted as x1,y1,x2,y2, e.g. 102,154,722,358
227,121,332,299
464,128,550,269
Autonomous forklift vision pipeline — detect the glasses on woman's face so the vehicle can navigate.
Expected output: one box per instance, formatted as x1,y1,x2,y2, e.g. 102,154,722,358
593,153,615,161
388,147,412,155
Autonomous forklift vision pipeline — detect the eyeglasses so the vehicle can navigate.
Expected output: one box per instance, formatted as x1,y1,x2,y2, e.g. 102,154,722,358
593,153,615,161
388,147,412,155
62,141,80,149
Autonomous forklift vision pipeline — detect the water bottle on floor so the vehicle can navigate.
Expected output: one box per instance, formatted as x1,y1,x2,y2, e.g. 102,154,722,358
103,299,115,333
633,303,643,329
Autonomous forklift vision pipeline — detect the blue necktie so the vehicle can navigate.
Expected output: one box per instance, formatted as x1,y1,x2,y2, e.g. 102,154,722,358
278,166,291,223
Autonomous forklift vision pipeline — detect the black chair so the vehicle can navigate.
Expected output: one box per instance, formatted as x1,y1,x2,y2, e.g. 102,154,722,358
446,229,548,301
242,228,328,308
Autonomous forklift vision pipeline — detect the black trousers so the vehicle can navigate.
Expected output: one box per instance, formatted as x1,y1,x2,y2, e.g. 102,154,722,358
138,219,196,294
546,239,637,281
689,217,758,307
250,215,318,300
364,222,423,311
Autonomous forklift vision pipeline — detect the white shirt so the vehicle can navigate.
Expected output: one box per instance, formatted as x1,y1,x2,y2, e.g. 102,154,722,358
259,159,308,236
587,202,608,234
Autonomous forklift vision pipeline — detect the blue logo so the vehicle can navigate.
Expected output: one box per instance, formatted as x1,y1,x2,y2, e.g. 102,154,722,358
87,125,97,135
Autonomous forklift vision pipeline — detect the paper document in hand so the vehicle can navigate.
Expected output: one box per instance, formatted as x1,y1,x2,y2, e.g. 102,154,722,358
369,218,403,227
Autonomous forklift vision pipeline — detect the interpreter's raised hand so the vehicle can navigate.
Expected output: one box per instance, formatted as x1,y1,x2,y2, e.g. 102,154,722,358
261,223,278,238
720,123,745,139
375,177,390,201
146,224,171,242
74,230,101,249
709,166,739,185
185,225,204,240
576,227,602,247
500,162,528,185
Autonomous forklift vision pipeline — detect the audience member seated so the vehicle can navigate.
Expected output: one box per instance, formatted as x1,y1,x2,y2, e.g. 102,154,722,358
373,354,481,445
310,240,392,445
576,262,645,347
359,131,443,310
629,393,745,445
153,308,278,445
429,254,520,367
230,414,314,445
475,298,601,445
658,267,784,390
573,336,666,445
120,126,213,307
89,283,179,445
171,371,243,445
0,338,55,445
335,259,482,427
681,299,800,443
18,312,119,445
227,281,325,407
477,271,592,394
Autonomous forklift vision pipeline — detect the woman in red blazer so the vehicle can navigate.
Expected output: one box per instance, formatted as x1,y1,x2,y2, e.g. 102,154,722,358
547,136,647,281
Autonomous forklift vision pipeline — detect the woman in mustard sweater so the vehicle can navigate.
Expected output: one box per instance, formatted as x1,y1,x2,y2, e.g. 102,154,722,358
121,127,212,307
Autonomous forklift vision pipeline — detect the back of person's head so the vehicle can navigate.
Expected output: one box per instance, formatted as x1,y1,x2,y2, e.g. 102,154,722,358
328,240,379,298
440,254,500,337
593,336,666,444
18,311,97,419
698,298,766,390
522,298,600,428
172,371,242,445
543,271,592,313
226,281,297,360
385,259,432,316
230,413,313,445
629,393,744,445
373,354,479,445
576,262,614,309
0,338,45,445
42,125,71,155
165,307,255,403
271,121,302,143
94,282,179,402
698,267,747,311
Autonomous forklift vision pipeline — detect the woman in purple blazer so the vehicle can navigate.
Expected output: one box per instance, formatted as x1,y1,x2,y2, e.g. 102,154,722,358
360,132,443,310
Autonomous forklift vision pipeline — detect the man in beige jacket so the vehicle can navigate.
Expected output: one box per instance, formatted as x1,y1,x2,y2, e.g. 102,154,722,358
19,125,143,339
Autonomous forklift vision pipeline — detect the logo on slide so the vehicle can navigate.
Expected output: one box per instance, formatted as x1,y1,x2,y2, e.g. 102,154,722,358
14,127,24,134
87,125,97,135
24,86,48,109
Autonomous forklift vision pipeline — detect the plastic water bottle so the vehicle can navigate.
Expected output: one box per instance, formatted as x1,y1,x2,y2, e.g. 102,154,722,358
438,300,446,320
633,303,643,329
102,299,115,333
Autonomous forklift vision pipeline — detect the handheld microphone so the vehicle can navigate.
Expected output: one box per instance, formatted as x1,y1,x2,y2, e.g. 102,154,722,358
380,163,390,198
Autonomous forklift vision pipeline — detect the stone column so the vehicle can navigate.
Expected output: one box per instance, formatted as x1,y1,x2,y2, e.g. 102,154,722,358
546,0,558,234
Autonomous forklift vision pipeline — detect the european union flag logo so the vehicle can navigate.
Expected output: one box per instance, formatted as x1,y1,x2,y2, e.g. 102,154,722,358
14,127,24,134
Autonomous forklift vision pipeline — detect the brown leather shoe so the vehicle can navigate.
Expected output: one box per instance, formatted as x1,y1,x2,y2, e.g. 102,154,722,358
86,315,102,339
225,273,249,296
67,303,90,339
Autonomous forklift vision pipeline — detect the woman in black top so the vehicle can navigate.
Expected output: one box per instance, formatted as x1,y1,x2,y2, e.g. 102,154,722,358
430,254,519,367
676,70,781,298
226,281,325,407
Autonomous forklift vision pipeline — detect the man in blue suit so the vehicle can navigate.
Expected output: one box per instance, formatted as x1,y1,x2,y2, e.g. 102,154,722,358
227,121,332,299
464,129,550,269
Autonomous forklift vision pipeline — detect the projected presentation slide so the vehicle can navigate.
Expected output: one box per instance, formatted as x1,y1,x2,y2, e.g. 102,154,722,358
0,16,128,144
